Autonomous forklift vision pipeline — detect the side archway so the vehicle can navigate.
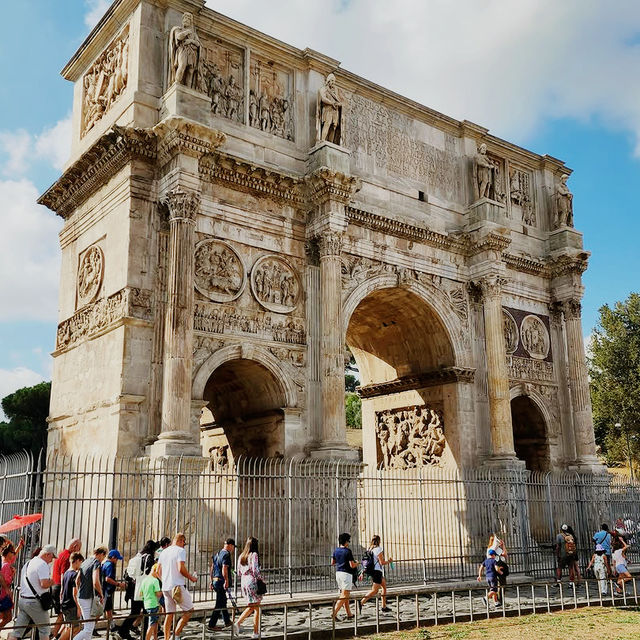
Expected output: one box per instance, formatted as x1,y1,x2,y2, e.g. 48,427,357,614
509,385,552,472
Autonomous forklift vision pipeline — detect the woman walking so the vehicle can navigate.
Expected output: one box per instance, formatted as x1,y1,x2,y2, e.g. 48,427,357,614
233,537,263,639
358,535,392,613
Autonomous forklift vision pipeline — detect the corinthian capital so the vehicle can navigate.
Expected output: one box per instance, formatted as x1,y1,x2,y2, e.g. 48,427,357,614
317,231,343,257
474,274,507,301
305,166,361,206
163,188,200,222
563,298,582,320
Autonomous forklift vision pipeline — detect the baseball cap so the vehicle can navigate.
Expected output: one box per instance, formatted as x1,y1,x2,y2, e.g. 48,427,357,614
488,549,497,555
41,544,58,557
595,544,605,551
108,549,124,560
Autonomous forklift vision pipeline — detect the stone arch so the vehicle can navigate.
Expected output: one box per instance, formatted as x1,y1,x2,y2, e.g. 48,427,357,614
343,273,472,369
510,384,552,472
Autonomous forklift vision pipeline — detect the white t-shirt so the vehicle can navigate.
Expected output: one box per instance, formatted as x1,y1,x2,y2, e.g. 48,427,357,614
158,545,187,589
20,557,51,596
613,548,627,569
371,546,383,572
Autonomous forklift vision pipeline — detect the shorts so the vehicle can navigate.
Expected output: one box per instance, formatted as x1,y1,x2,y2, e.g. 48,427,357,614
0,595,13,612
51,583,62,614
335,571,353,592
147,606,160,625
104,593,114,612
370,570,383,585
557,555,574,569
617,564,629,575
62,606,79,623
487,578,498,593
162,587,193,613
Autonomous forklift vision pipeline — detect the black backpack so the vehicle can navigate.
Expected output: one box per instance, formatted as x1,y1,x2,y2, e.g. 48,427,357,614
496,559,510,577
361,549,375,576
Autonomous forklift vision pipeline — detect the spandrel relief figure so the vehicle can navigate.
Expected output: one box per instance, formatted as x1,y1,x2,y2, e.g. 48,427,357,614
251,256,300,313
206,64,224,114
318,73,343,145
169,12,202,89
554,174,574,228
248,89,258,127
259,93,271,131
473,143,498,201
194,240,246,303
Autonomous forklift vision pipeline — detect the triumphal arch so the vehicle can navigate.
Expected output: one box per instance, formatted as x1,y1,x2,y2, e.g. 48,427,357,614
40,0,601,474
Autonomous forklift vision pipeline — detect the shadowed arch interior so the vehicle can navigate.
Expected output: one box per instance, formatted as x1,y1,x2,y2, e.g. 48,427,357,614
511,395,550,472
346,287,456,385
203,358,287,458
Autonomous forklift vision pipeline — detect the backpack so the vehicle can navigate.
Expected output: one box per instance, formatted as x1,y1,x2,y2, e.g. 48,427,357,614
563,533,577,554
495,558,510,577
361,549,375,576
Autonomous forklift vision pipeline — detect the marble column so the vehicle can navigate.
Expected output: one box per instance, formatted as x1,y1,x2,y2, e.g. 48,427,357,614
562,298,599,465
478,275,517,461
318,231,347,446
150,187,201,456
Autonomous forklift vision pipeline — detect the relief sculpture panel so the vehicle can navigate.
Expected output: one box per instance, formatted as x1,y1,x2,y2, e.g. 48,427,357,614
194,239,246,303
249,57,294,141
509,166,535,226
201,37,244,123
251,255,301,314
82,25,129,136
77,244,104,308
376,405,445,469
520,314,550,360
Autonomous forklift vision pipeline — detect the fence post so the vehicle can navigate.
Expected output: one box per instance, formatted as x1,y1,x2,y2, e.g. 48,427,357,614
545,473,554,542
335,461,341,542
454,471,465,578
287,459,293,597
418,466,428,584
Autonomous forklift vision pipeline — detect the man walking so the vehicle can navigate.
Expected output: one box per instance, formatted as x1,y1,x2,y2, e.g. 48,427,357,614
207,538,235,631
8,544,57,640
158,534,197,640
52,538,82,640
101,549,125,632
75,547,107,640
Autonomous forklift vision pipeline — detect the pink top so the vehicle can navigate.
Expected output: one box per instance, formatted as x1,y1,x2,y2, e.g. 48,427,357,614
0,562,15,599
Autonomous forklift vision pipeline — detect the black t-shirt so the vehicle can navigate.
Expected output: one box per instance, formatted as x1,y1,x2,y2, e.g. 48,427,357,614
212,549,231,582
61,569,78,609
332,547,355,573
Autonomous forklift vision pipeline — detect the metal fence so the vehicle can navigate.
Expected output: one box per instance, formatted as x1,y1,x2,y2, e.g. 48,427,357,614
1,451,640,600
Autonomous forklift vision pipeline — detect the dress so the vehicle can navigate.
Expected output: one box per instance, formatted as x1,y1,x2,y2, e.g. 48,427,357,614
237,552,262,604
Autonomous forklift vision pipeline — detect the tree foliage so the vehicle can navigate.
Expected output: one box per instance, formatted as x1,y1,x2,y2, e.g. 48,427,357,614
0,382,51,456
589,293,640,465
345,392,362,429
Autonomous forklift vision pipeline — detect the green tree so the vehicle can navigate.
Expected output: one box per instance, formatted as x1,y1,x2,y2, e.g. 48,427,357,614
345,392,362,429
345,374,358,393
589,293,640,466
0,382,51,456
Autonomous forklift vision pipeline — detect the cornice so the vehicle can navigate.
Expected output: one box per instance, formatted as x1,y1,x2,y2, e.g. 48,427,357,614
38,125,157,218
305,167,362,205
466,231,512,257
153,116,226,165
199,151,305,206
358,367,475,399
503,253,547,276
548,252,590,278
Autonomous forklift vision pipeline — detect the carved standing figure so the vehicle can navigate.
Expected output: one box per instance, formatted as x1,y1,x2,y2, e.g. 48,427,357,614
225,75,242,121
318,73,342,144
169,12,201,89
554,174,573,228
473,143,496,201
248,89,258,127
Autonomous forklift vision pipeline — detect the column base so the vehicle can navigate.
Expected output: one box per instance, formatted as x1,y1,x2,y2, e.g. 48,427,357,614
308,441,360,462
572,456,608,475
146,431,202,457
484,455,527,471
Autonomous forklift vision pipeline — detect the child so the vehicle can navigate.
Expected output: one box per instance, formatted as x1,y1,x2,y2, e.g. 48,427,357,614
586,544,610,595
612,540,631,594
140,563,162,640
0,547,17,631
477,549,503,607
60,552,85,640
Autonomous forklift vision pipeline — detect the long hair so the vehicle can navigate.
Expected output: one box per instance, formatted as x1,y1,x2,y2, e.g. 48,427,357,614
239,537,259,566
369,535,380,549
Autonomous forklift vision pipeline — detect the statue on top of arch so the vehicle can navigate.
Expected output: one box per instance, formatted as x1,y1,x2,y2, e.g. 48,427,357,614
169,12,202,90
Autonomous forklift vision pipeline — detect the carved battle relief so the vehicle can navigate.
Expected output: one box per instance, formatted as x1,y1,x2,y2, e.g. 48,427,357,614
251,255,301,314
507,356,554,383
82,25,129,136
503,309,519,355
77,244,104,307
201,37,244,123
343,93,462,201
194,239,246,303
509,166,535,226
193,335,226,372
520,314,550,360
376,405,446,470
249,58,294,141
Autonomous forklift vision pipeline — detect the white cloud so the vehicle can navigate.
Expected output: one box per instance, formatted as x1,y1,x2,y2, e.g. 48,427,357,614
207,0,640,153
0,179,62,322
0,130,31,176
0,366,47,421
84,0,112,30
35,115,72,172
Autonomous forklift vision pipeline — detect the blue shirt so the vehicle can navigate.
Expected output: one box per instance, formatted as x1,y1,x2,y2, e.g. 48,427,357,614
593,530,611,554
101,560,116,595
482,557,498,580
212,549,231,581
332,547,354,573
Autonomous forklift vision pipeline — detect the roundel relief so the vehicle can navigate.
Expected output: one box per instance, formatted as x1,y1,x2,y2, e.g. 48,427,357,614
251,255,301,314
502,309,519,354
194,239,246,303
520,314,550,360
77,245,104,306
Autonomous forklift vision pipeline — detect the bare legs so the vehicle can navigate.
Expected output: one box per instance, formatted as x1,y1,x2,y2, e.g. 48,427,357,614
333,589,353,619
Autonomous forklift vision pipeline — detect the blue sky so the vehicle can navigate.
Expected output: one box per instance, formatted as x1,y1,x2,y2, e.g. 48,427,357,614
0,0,639,408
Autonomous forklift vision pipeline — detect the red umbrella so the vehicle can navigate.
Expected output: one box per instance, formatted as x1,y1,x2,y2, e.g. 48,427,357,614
0,514,43,534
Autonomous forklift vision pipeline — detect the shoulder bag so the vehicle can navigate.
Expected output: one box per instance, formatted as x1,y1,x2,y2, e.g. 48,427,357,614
24,562,54,611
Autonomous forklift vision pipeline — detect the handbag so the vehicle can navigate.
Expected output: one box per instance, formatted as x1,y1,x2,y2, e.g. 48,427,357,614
256,578,267,596
24,564,53,611
90,596,105,619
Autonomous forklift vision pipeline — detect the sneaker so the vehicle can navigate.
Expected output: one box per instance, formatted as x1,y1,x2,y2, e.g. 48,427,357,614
251,635,260,639
232,623,240,636
380,606,391,613
92,632,102,638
